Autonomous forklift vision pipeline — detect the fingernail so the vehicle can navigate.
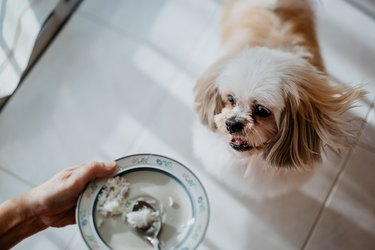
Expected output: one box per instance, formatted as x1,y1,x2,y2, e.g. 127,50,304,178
104,161,116,169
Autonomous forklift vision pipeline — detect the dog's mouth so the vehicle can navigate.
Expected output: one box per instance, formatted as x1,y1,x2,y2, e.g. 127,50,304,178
229,136,253,151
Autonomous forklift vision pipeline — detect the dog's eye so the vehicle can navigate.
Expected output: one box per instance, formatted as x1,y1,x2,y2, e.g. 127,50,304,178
254,105,271,117
227,95,235,105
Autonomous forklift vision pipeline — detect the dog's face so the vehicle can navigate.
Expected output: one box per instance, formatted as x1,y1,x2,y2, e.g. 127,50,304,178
214,87,280,155
194,48,363,169
213,48,290,156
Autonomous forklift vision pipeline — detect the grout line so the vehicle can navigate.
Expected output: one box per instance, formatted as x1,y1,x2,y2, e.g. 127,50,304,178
342,0,375,21
356,101,375,153
357,142,375,153
1,0,83,114
63,228,80,250
77,3,221,79
0,0,40,73
301,97,374,249
76,3,222,154
300,146,355,250
328,74,375,151
202,237,222,250
0,164,35,187
76,9,195,78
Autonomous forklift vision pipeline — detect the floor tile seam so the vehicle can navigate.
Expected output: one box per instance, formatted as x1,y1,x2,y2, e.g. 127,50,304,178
77,4,224,82
0,164,36,188
75,5,224,136
329,73,375,146
329,73,375,103
76,9,139,39
355,100,375,152
73,9,190,150
300,75,375,249
300,145,356,250
357,142,375,153
342,0,375,21
77,5,221,55
63,228,80,250
182,4,222,66
76,8,203,89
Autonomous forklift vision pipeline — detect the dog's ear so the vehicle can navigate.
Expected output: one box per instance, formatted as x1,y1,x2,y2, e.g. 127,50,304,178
193,59,227,131
265,70,365,169
265,92,321,168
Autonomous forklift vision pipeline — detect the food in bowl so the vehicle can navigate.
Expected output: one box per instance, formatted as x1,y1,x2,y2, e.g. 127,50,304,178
97,176,130,217
76,154,209,250
94,169,193,249
96,176,160,230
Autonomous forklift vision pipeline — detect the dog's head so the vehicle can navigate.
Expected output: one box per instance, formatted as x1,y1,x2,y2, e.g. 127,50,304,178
194,48,364,169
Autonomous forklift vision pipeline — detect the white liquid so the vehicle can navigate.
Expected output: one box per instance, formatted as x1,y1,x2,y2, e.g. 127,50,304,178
95,170,193,250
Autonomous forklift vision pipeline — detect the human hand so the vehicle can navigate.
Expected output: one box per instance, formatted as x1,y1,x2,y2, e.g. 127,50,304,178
0,161,116,249
27,161,116,228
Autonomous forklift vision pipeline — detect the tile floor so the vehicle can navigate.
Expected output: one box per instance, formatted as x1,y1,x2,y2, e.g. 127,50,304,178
0,0,374,249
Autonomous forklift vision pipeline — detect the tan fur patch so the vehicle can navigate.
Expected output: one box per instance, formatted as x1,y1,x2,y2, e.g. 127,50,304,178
221,0,325,71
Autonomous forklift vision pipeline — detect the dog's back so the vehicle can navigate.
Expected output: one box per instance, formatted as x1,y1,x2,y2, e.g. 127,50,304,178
221,0,325,72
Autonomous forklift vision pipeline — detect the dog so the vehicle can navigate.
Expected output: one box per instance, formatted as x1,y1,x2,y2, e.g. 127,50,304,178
192,0,365,198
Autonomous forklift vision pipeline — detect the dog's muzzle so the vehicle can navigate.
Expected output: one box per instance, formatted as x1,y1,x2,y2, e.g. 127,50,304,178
225,117,244,134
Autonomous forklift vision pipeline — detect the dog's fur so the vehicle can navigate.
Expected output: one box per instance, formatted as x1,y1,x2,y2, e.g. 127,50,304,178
193,0,365,198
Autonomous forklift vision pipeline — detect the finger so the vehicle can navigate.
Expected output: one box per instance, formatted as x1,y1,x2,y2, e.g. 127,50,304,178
75,161,116,184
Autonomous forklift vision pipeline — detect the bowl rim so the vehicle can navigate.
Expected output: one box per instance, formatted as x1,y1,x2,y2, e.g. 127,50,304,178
76,153,210,250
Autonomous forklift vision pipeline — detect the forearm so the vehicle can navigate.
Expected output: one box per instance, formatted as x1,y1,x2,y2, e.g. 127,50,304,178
0,192,47,249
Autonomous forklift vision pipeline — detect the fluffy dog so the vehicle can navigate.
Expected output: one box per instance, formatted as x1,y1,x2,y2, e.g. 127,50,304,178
193,0,364,198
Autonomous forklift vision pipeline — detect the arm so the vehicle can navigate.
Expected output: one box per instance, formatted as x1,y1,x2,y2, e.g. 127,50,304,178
0,192,46,248
0,161,116,249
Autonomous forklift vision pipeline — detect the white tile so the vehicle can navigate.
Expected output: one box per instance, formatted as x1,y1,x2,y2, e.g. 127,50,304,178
358,101,375,150
79,0,172,36
0,14,170,184
193,151,351,250
0,168,31,202
305,147,375,250
65,230,89,250
80,0,220,78
316,0,375,101
184,5,222,72
14,226,76,250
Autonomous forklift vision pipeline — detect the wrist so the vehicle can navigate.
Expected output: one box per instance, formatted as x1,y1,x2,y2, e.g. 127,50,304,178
0,191,47,248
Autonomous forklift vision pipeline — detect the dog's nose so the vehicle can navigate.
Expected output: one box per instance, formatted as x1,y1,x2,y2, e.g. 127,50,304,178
225,118,244,134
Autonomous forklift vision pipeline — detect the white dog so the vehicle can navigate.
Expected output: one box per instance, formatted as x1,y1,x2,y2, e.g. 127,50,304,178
193,0,364,198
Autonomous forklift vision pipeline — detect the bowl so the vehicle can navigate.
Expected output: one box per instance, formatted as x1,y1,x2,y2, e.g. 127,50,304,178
76,154,209,250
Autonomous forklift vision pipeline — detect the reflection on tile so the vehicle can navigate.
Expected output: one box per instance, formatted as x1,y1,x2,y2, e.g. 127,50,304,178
80,0,170,36
305,147,375,250
316,0,375,100
0,14,169,184
80,0,220,77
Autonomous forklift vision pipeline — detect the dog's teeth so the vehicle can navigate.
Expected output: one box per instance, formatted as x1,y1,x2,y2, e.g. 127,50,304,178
231,136,247,146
